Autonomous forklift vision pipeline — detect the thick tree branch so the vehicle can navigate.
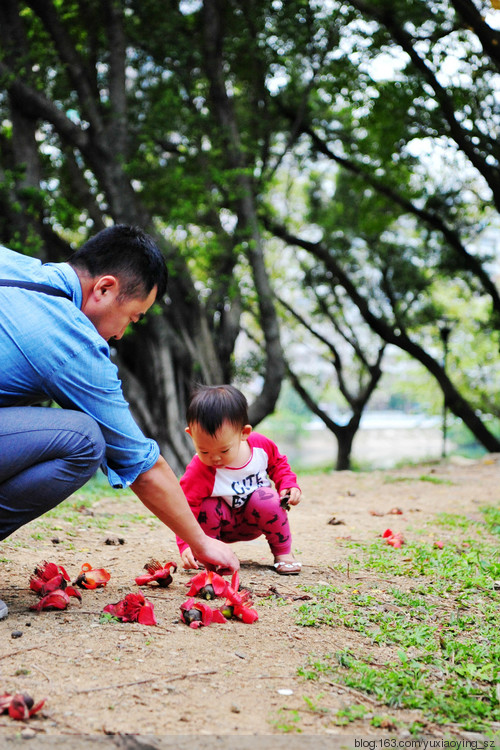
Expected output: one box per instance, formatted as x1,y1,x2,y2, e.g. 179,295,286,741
104,0,128,155
202,0,285,422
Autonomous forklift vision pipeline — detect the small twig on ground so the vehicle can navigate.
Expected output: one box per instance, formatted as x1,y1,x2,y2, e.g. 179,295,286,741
31,663,52,683
255,584,303,598
0,643,49,661
37,649,63,659
73,669,217,695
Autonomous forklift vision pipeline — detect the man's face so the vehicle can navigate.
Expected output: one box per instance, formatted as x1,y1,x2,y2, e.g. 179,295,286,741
82,276,157,340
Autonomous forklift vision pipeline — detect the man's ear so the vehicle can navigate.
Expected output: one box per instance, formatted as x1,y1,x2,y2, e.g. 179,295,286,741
185,427,192,436
92,275,119,299
241,424,253,440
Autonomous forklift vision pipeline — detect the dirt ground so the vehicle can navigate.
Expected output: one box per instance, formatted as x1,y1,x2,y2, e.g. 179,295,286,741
0,454,499,748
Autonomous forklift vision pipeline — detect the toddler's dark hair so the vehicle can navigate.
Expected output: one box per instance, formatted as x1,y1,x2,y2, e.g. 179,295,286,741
186,385,249,436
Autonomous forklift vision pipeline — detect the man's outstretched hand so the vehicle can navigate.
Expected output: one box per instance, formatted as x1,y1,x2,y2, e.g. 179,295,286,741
191,536,240,576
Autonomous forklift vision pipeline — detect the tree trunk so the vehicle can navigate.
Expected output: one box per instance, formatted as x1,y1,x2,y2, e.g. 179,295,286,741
336,428,357,471
202,0,285,425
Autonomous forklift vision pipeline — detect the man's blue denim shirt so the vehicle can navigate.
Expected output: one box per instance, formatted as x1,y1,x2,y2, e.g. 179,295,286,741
0,245,160,488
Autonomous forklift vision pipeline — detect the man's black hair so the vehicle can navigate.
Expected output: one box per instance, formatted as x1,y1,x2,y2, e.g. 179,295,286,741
68,224,168,300
186,385,249,436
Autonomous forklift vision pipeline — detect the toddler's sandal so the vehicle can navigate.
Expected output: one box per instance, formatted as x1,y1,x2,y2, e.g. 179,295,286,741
273,561,302,575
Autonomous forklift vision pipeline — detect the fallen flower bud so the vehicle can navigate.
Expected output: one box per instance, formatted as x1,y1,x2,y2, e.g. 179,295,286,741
0,692,46,720
382,528,404,548
135,559,177,588
30,587,81,612
223,572,259,623
184,571,258,624
434,540,444,549
180,598,227,629
30,561,70,597
181,607,204,626
73,562,111,589
221,598,258,623
220,603,234,619
186,569,229,600
103,592,156,625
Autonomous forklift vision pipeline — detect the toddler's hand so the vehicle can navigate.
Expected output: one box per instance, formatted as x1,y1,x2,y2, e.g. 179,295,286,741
282,488,301,507
181,547,199,570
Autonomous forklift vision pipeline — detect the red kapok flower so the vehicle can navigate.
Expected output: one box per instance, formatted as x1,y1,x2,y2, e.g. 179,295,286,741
382,528,405,548
223,571,259,623
0,694,12,713
29,561,70,596
103,592,156,625
135,559,177,588
180,598,227,629
0,692,46,720
73,562,111,589
30,587,81,612
221,598,259,623
186,569,229,600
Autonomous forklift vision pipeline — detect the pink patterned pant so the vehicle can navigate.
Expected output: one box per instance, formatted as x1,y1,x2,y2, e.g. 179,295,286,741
196,487,292,556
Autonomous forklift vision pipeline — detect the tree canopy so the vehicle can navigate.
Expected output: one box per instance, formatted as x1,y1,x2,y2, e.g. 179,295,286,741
0,0,498,470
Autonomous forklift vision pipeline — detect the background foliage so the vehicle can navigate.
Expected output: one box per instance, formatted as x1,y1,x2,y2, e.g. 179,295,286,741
0,0,499,470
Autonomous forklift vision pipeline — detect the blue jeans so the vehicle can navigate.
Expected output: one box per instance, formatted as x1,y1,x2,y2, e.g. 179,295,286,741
0,407,105,540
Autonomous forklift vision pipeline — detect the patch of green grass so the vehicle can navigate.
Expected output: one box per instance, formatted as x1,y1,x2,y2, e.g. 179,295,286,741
35,492,152,534
302,693,329,715
296,584,441,649
370,713,400,729
417,474,454,485
295,584,343,627
434,512,471,530
76,472,121,502
298,653,335,680
344,537,499,594
384,475,418,484
389,588,428,608
294,533,500,733
482,505,500,536
334,702,369,725
299,649,499,731
99,612,119,624
272,708,302,733
383,474,454,485
118,512,151,524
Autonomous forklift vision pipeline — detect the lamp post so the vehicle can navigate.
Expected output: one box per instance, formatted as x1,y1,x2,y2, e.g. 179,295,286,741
438,319,453,459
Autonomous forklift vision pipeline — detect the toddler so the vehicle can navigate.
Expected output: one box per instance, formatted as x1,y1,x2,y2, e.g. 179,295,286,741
176,384,302,575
